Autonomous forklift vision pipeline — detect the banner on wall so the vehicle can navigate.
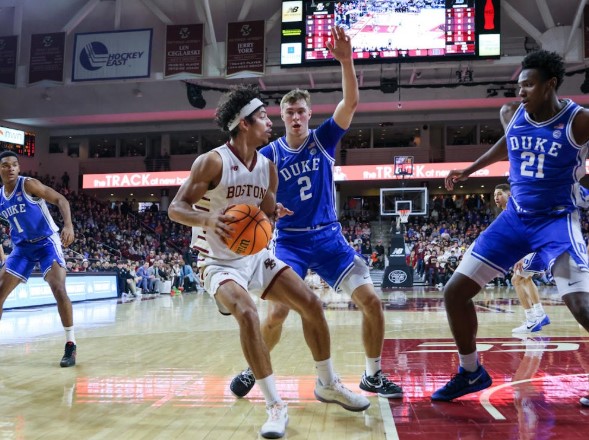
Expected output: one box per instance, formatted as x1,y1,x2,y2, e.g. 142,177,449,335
226,20,265,78
82,161,517,189
0,35,18,86
165,24,203,77
83,171,191,189
72,29,152,81
29,32,66,84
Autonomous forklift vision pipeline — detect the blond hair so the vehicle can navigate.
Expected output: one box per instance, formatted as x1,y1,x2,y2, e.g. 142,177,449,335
280,88,311,108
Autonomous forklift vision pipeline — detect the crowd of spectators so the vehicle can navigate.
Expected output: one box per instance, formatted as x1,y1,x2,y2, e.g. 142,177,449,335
0,172,199,297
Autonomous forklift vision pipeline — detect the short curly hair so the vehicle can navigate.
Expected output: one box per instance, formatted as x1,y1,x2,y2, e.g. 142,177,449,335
521,50,565,90
214,84,263,135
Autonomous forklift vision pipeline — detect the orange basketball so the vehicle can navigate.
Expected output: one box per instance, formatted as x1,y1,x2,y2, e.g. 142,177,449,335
223,204,273,255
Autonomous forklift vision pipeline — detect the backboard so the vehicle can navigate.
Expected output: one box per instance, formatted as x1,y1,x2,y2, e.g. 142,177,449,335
380,187,428,216
394,155,414,176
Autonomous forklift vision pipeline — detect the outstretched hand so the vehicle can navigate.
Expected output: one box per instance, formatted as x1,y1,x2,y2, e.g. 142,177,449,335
444,169,470,191
326,25,352,62
275,203,294,220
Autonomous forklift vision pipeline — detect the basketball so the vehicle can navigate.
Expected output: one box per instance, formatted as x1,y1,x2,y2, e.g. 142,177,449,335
223,204,273,255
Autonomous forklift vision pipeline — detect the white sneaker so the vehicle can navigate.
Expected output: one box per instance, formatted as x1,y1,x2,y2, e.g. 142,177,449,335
512,319,542,333
260,402,288,439
314,377,371,412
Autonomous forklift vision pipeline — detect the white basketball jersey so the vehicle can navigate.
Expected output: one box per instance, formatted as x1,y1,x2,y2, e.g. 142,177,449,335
191,143,271,262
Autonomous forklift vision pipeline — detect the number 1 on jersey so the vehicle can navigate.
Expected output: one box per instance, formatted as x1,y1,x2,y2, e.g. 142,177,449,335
13,217,24,233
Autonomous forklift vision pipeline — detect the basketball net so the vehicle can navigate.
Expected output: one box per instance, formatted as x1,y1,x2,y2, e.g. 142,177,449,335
398,209,410,223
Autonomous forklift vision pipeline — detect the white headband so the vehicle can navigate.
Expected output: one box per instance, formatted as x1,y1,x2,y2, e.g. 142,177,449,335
227,98,264,131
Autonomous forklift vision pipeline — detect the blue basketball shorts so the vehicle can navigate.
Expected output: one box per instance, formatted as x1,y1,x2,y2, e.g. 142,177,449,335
457,204,588,287
5,233,66,282
520,252,545,276
273,222,357,290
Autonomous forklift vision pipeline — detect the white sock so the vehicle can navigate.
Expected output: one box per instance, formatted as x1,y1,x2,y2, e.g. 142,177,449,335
315,358,336,386
366,356,381,377
458,351,479,373
524,308,535,322
532,303,545,317
64,326,75,344
257,374,282,406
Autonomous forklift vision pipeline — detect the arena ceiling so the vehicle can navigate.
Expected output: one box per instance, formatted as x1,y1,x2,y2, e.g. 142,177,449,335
1,0,589,131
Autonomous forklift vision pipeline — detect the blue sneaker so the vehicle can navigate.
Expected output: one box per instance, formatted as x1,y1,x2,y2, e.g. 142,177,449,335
431,365,492,401
537,314,550,328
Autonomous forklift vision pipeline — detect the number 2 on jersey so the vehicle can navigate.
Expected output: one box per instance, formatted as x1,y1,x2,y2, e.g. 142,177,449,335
298,176,312,201
520,152,545,178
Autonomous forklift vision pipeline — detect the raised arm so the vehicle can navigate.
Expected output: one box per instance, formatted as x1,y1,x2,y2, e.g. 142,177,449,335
328,25,358,130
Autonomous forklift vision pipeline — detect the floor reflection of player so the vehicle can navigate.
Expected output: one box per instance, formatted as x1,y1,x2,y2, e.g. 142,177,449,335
511,337,550,440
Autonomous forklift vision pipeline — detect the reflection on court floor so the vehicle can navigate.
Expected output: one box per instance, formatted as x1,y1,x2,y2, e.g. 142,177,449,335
0,288,587,439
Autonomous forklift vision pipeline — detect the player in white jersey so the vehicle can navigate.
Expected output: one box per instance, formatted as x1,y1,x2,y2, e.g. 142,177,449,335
433,50,589,405
168,85,370,439
0,151,77,367
493,183,550,333
229,25,402,401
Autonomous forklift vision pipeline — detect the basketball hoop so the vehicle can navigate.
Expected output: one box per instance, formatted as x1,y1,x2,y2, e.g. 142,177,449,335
398,209,410,223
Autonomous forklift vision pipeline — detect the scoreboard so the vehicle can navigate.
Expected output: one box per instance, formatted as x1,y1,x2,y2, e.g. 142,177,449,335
0,132,36,157
445,6,476,54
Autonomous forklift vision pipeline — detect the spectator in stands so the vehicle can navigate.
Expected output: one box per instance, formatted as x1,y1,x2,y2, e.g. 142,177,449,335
153,259,169,293
115,261,128,297
136,261,156,293
61,171,70,189
2,237,12,256
444,250,458,285
178,258,197,292
426,252,442,287
361,239,372,258
171,261,182,290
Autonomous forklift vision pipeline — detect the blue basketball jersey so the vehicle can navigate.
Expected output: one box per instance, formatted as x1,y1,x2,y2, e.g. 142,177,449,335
505,100,589,214
259,118,346,229
0,176,59,245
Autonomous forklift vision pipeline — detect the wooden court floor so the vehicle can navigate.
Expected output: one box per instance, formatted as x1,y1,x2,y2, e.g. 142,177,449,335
1,285,589,439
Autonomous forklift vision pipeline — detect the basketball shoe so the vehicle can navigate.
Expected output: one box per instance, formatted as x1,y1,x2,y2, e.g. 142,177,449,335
314,377,371,411
260,401,288,439
230,367,255,398
359,370,403,398
512,319,543,333
431,365,492,401
60,342,76,368
537,313,551,328
581,395,589,407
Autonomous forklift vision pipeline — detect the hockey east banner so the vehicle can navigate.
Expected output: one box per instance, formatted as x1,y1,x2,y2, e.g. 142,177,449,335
72,29,152,82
